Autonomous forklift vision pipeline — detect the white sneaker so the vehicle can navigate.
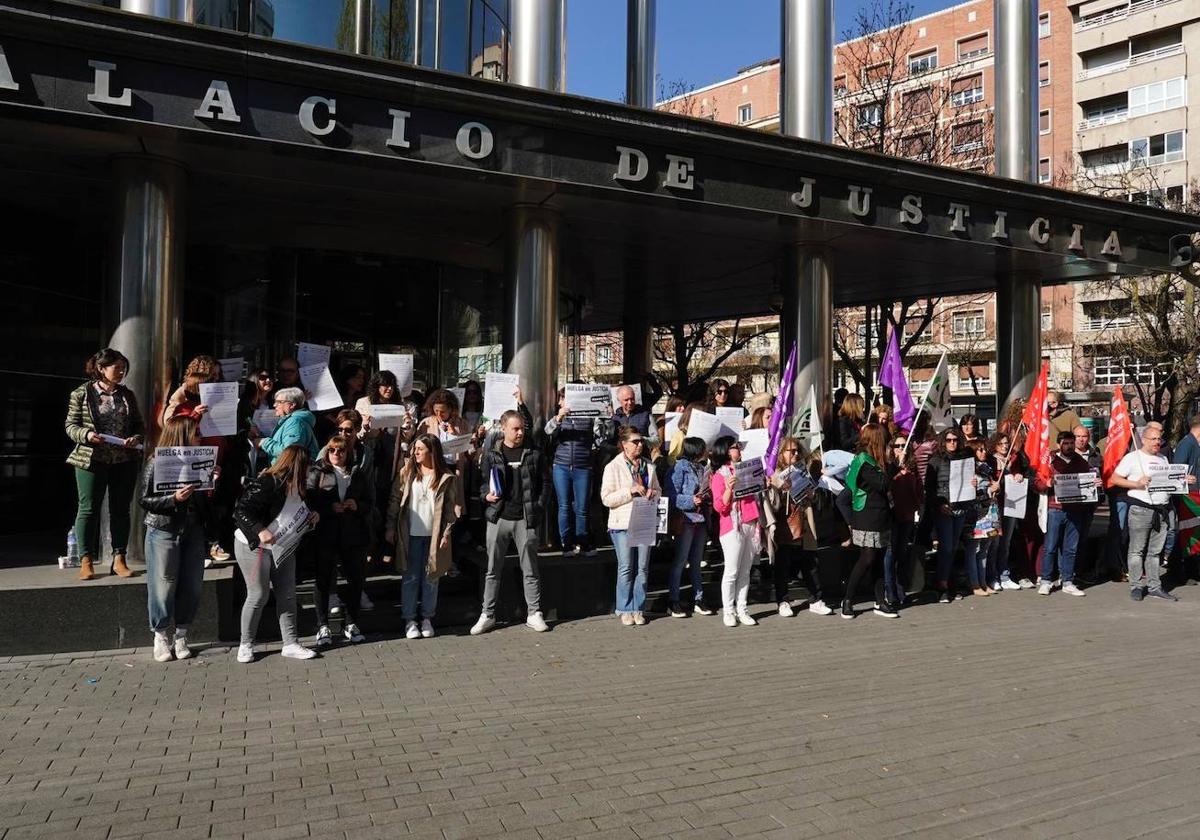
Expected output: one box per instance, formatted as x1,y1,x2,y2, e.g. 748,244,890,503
991,581,1001,593
470,614,495,635
315,626,333,647
360,592,374,611
236,643,254,664
778,601,795,617
281,643,317,660
736,611,757,627
405,621,420,640
420,619,435,638
808,600,834,616
1062,582,1086,597
1001,579,1021,591
1018,578,1035,590
173,628,192,660
722,612,737,628
525,612,549,632
203,557,213,569
1037,581,1052,596
152,631,173,663
344,623,365,643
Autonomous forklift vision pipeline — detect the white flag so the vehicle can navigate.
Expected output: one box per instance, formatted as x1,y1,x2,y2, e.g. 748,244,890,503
790,384,824,452
919,352,955,432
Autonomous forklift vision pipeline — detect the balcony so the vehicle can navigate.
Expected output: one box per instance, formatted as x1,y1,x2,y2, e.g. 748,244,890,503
1076,43,1184,81
1074,0,1193,52
1075,0,1183,31
1078,110,1128,130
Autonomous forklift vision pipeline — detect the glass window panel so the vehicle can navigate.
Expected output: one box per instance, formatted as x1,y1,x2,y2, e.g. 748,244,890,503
438,0,470,73
254,0,357,53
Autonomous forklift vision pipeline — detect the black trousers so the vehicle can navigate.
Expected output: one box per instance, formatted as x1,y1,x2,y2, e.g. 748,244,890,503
776,543,824,604
314,543,367,627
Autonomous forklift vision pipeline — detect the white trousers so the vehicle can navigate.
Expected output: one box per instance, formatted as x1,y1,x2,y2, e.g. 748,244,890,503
719,523,756,615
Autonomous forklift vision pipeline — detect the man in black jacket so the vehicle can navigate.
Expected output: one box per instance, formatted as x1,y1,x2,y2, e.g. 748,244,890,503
471,409,549,634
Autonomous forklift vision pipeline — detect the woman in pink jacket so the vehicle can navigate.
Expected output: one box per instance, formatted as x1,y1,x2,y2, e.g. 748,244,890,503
710,435,760,627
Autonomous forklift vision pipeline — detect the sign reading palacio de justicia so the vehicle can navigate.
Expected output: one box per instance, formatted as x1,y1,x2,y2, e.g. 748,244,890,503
0,38,1148,265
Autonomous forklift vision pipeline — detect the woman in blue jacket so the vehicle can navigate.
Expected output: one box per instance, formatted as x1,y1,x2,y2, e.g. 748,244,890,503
666,437,716,617
252,387,319,464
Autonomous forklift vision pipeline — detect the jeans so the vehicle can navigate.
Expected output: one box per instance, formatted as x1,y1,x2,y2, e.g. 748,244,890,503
401,535,438,620
551,464,592,550
719,523,756,614
234,540,298,646
314,542,366,626
934,509,970,588
1127,505,1168,592
74,461,138,558
670,520,706,604
144,524,206,632
964,538,992,588
482,517,541,616
611,529,650,614
1042,508,1086,584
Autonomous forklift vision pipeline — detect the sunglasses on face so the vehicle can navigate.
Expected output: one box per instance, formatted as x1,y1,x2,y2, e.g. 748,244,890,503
626,439,644,446
892,443,906,449
716,388,728,394
257,374,272,382
945,437,959,443
328,446,345,454
338,426,355,433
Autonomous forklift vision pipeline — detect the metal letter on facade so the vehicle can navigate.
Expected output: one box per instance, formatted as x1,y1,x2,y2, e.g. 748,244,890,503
455,121,494,159
899,194,923,226
948,202,970,233
386,109,411,149
991,210,1010,240
613,146,649,182
1029,217,1050,245
790,177,815,209
87,60,133,107
662,155,695,190
0,44,18,91
298,96,336,136
1068,223,1085,253
847,185,872,218
1101,230,1122,258
193,80,240,123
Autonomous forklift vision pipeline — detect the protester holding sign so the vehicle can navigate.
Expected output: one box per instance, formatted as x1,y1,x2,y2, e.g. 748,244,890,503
763,438,832,617
601,425,661,626
354,370,411,561
666,438,717,618
925,428,978,603
253,387,319,463
1033,431,1100,597
966,438,1000,597
231,445,319,662
139,416,213,662
711,436,760,627
886,433,923,607
546,387,600,557
843,424,896,619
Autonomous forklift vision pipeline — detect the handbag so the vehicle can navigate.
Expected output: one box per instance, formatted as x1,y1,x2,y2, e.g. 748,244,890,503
785,503,805,542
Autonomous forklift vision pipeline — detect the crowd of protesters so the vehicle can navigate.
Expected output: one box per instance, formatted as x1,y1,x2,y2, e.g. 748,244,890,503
66,348,1198,663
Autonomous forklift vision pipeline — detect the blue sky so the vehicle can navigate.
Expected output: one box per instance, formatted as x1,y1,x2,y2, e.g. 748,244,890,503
566,0,955,102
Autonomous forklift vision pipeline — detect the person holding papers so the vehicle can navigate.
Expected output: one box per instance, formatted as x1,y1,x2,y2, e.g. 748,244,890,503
547,386,601,557
924,428,978,604
989,431,1036,591
710,436,761,628
306,434,373,646
471,410,549,635
232,445,319,662
886,434,923,607
666,438,717,618
1033,431,1100,597
601,425,662,626
763,438,832,617
65,348,145,581
253,387,319,463
843,424,897,619
1112,424,1195,602
138,416,212,662
417,389,470,508
355,370,412,563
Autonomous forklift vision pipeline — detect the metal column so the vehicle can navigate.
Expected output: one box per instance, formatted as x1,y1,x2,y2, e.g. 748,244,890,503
354,0,372,55
119,0,193,21
622,0,656,386
504,206,560,427
994,0,1041,414
779,0,833,414
509,0,567,92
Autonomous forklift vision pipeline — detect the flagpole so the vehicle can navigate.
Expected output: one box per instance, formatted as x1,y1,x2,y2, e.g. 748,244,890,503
898,350,948,464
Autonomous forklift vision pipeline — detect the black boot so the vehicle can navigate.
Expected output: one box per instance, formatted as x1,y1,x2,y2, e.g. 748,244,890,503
840,599,855,619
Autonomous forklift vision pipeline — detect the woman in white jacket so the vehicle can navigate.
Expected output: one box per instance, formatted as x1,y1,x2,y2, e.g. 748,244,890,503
601,425,661,626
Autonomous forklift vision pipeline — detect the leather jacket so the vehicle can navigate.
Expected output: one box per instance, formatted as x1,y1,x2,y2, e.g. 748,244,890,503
138,459,210,533
233,473,289,549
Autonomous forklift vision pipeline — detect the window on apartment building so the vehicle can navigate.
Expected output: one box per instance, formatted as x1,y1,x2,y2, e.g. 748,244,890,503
737,103,752,123
904,320,933,344
1092,356,1163,386
1083,101,1128,128
1038,61,1050,87
957,33,989,61
857,101,883,127
951,121,985,153
1038,12,1050,38
950,74,985,107
1130,185,1185,208
1039,109,1051,134
1041,306,1052,332
596,345,613,366
1128,77,1186,118
1129,130,1185,166
951,309,986,338
1038,158,1051,183
901,133,934,161
908,49,938,75
1082,301,1133,331
834,75,848,96
862,62,892,85
902,87,935,117
957,364,991,390
853,321,869,348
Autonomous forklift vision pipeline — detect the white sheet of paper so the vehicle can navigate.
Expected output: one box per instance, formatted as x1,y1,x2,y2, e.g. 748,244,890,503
217,356,244,382
664,412,682,442
1147,462,1190,494
564,383,611,417
656,497,670,535
268,494,312,561
299,364,343,412
627,495,659,548
198,382,239,437
734,457,766,499
252,408,278,437
1002,475,1029,518
483,372,521,421
686,409,723,445
738,428,770,462
1053,471,1099,504
363,403,409,428
440,433,472,458
152,446,218,493
610,384,643,411
96,433,143,450
296,341,330,370
378,353,414,397
716,407,745,438
949,458,976,503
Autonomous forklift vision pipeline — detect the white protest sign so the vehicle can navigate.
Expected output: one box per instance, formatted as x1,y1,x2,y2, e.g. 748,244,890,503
198,382,239,437
268,494,312,561
784,467,816,506
686,409,723,445
949,458,976,503
483,372,521,421
1147,462,1190,495
363,403,409,428
664,412,682,442
1002,475,1028,518
440,433,473,458
1053,471,1099,504
96,433,143,450
252,408,278,437
610,384,643,411
152,446,219,493
738,428,770,462
716,407,745,437
564,383,612,418
217,357,244,382
299,363,343,412
627,495,659,548
733,457,766,499
656,497,670,534
296,341,330,370
378,353,414,397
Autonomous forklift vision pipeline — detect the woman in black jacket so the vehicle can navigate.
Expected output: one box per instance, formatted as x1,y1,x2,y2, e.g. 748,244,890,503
232,444,319,663
139,416,213,662
307,434,374,647
925,427,978,603
843,423,896,619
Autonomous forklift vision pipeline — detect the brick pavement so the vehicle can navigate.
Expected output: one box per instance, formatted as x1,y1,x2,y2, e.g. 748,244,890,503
3,583,1200,840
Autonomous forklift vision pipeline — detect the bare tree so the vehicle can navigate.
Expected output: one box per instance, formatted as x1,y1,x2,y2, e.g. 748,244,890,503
657,78,718,121
833,299,938,403
651,319,776,400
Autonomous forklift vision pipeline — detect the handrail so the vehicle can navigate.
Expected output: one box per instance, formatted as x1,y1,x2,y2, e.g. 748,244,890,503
1076,43,1183,80
1075,0,1183,31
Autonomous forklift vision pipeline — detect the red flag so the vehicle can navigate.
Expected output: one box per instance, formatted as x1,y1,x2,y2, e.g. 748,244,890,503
1102,386,1131,486
1022,362,1051,483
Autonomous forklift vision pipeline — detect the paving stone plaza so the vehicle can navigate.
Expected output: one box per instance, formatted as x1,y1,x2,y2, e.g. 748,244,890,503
3,582,1200,840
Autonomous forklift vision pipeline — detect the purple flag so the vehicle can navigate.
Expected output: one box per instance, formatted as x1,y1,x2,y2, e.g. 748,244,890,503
764,342,798,474
879,327,916,432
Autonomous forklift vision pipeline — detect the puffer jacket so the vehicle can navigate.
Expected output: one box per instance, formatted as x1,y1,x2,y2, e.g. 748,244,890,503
479,439,544,527
138,459,211,533
260,408,319,463
546,413,597,469
64,381,145,470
